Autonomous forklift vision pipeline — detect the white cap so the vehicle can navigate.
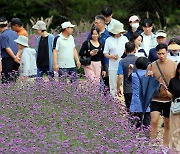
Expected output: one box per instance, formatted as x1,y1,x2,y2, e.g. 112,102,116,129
61,21,75,29
156,30,167,38
14,35,29,47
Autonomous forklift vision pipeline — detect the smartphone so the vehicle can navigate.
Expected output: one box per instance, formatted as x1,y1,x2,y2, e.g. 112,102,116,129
94,49,98,53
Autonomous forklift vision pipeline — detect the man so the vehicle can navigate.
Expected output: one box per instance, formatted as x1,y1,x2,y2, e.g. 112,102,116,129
104,21,128,97
11,18,29,62
101,6,120,32
148,30,167,62
147,43,177,146
53,21,81,82
11,18,28,37
0,16,19,83
117,41,138,108
140,19,157,57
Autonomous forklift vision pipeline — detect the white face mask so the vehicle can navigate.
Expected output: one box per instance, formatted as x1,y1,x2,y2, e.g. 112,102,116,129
131,23,139,29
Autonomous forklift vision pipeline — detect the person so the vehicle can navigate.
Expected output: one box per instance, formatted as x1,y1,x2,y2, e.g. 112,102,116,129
117,41,138,108
167,38,180,63
101,6,120,32
79,27,106,83
125,15,142,40
129,57,150,128
14,35,37,80
90,15,110,89
147,43,177,146
140,19,157,57
53,21,81,82
11,18,28,37
0,16,20,83
165,62,180,152
32,20,54,78
103,21,128,97
148,30,167,62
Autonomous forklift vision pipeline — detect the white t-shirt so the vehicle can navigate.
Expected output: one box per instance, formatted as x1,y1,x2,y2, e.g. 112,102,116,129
167,52,180,63
142,35,151,56
103,35,128,70
55,33,76,68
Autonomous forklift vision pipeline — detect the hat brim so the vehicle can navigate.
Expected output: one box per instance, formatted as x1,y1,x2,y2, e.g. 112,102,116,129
14,39,29,47
168,44,180,50
109,29,126,34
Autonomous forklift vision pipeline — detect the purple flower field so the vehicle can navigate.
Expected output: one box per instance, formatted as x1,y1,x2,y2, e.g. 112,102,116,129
0,80,167,153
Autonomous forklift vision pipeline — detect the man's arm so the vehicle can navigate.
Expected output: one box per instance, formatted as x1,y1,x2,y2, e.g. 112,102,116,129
6,47,20,63
53,49,59,71
74,48,81,69
117,74,123,96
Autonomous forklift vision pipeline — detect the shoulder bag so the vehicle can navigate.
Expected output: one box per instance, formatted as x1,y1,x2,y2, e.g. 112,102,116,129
80,41,91,66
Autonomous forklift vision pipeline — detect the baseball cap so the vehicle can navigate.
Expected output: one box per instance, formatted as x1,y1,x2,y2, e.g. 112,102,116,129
61,21,75,29
129,15,139,23
156,30,167,38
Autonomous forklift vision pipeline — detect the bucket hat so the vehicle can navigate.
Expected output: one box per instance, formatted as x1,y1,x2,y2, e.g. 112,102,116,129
14,35,29,47
109,21,126,34
32,21,46,30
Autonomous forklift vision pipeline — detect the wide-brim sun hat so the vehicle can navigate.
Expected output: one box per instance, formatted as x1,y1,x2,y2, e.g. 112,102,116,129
61,21,75,29
14,35,29,47
109,21,126,34
168,43,180,50
32,20,46,30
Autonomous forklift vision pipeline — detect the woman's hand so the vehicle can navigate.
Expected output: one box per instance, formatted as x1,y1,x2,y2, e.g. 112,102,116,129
90,50,98,56
102,71,106,78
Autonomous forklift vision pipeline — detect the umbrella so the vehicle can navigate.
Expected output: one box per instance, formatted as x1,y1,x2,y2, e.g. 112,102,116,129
136,72,160,123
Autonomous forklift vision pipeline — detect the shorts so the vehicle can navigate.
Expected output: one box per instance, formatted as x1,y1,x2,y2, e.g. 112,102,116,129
150,101,171,118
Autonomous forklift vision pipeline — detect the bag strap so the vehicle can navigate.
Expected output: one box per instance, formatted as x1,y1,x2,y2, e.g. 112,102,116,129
87,41,90,52
135,71,142,86
156,61,168,87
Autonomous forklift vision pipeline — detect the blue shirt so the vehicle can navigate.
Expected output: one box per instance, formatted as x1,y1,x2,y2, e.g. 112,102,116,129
148,47,158,62
130,70,150,112
0,29,18,58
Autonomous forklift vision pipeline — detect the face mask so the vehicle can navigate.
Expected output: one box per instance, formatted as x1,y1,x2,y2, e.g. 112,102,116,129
131,23,139,29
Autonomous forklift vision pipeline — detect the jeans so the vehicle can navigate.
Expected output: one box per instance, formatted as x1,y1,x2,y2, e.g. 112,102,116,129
37,67,53,78
58,67,77,82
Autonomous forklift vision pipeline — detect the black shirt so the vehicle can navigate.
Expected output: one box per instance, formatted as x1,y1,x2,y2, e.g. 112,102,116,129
79,40,106,71
168,77,180,101
37,36,49,68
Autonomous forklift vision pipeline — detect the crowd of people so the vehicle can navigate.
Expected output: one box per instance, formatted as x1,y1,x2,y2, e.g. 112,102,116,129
0,6,180,152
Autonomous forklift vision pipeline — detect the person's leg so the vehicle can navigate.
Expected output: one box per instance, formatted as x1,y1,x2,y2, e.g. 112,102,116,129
1,58,14,83
83,64,96,81
124,93,132,110
37,68,43,77
150,111,160,139
68,67,77,83
92,61,101,83
108,70,118,98
143,112,151,127
163,117,170,146
162,101,171,146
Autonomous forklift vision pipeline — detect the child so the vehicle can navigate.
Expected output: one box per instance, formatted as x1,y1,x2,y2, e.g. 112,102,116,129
14,35,37,80
129,57,150,128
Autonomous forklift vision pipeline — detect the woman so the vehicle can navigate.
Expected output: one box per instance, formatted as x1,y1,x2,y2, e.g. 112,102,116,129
166,62,180,152
125,15,142,40
122,32,146,58
79,27,106,83
32,20,54,78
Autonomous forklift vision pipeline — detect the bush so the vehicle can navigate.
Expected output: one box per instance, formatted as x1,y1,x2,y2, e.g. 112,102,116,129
0,80,166,153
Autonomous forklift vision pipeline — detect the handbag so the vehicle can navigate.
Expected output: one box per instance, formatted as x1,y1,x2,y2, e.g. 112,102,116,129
171,97,180,114
80,41,91,66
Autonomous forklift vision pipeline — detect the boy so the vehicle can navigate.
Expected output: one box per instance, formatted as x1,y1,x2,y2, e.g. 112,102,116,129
14,35,37,80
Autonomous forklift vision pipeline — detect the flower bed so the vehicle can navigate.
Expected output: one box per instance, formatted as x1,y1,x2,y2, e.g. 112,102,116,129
0,80,165,153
